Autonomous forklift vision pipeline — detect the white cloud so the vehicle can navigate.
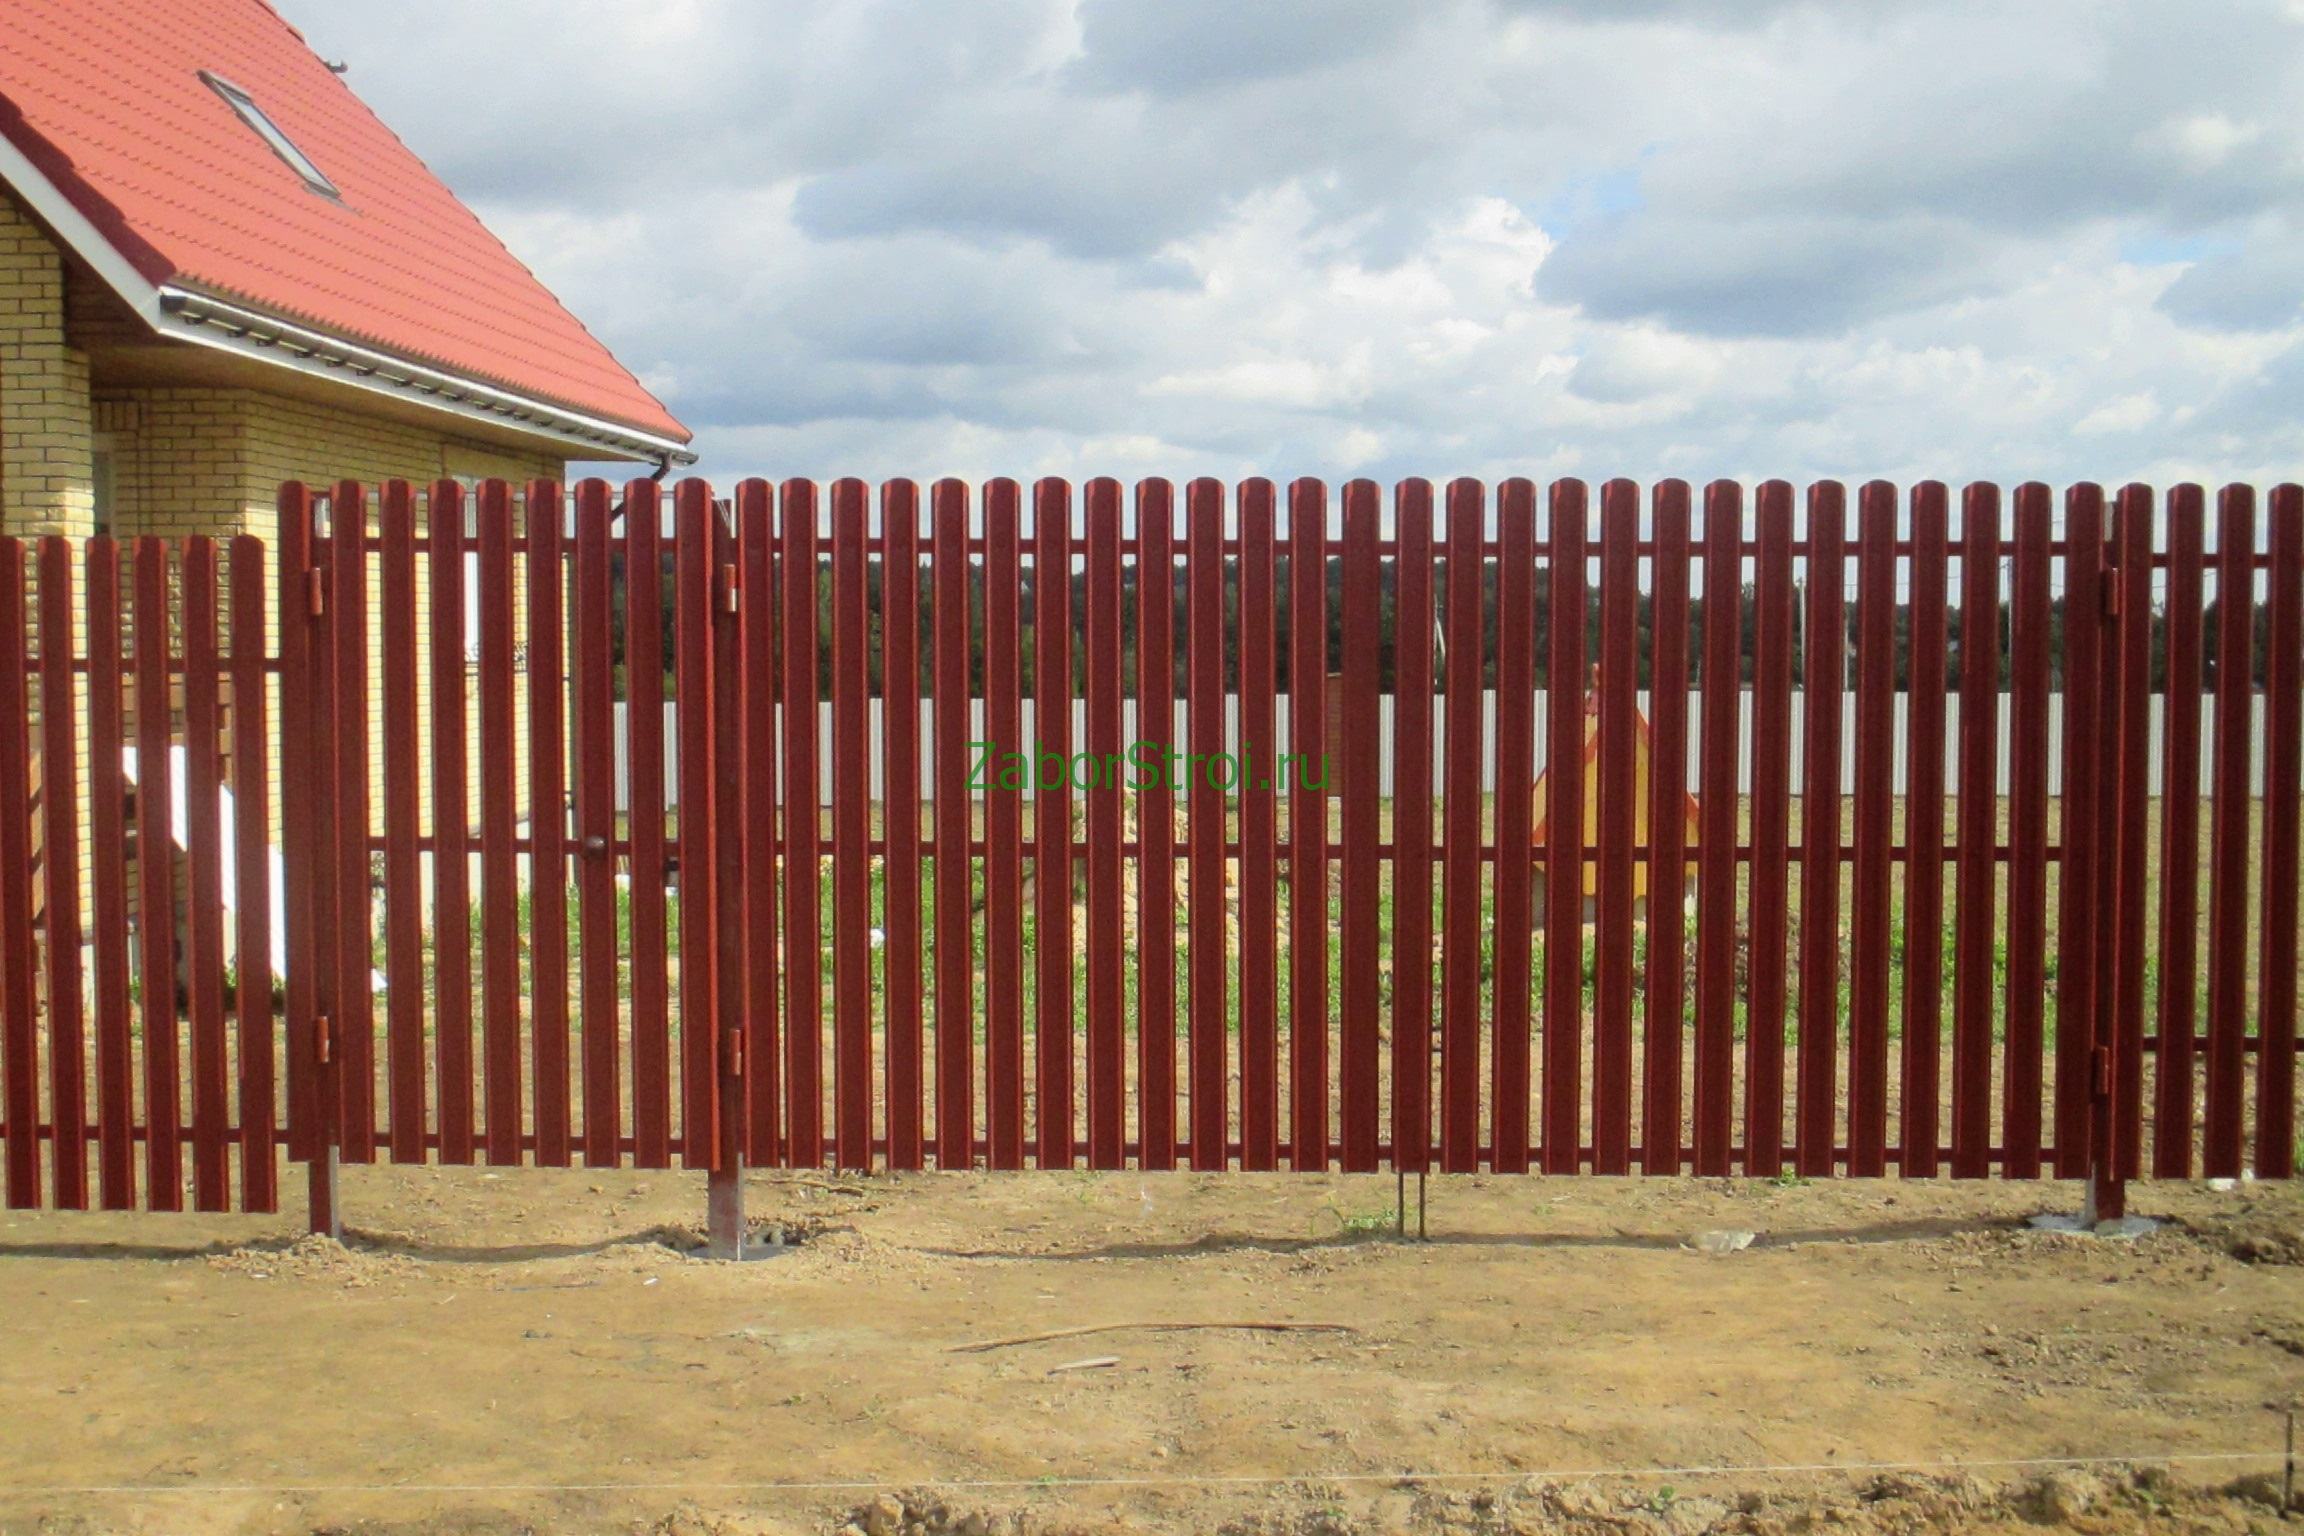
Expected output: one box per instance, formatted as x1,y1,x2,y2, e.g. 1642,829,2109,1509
277,0,2304,488
2074,393,2162,436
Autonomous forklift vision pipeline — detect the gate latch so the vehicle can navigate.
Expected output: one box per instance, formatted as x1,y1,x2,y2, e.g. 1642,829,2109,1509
314,1014,334,1066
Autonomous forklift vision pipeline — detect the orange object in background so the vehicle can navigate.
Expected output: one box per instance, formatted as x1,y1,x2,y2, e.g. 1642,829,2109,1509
1530,679,1701,920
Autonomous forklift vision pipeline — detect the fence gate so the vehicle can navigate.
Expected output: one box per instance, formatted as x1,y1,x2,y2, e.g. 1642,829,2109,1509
0,477,2295,1236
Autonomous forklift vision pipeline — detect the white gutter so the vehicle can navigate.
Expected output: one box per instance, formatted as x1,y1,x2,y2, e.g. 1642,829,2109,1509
158,289,697,466
0,123,694,467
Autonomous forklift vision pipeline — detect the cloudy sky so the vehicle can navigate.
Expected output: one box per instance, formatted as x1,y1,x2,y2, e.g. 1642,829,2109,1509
286,0,2304,490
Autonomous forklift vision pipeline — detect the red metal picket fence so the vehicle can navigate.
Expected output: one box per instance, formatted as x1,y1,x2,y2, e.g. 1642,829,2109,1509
0,477,2297,1229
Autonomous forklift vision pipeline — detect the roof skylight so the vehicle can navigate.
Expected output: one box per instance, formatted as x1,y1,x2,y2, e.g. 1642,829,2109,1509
199,71,340,199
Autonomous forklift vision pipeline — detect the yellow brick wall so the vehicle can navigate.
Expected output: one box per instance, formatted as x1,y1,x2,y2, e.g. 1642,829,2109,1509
0,194,95,538
91,384,564,861
3,194,99,954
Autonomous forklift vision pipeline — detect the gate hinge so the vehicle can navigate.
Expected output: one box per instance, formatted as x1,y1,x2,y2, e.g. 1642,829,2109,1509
718,564,740,616
306,569,326,618
2090,1043,2111,1097
2101,580,2122,620
726,1028,745,1079
314,1013,334,1066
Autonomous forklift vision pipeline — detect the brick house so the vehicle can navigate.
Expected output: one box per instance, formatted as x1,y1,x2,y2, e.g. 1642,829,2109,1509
0,0,692,948
0,0,692,542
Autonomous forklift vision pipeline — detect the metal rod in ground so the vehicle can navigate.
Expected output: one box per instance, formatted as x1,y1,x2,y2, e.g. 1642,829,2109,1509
708,1163,745,1259
306,1148,339,1240
1418,1170,1428,1242
1396,1167,1406,1236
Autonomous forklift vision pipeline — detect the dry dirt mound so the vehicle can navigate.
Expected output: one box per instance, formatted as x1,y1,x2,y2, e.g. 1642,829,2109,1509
805,1470,2290,1536
202,1233,418,1287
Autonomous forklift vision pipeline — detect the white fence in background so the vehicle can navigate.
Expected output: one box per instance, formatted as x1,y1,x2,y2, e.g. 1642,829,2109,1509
613,690,2269,810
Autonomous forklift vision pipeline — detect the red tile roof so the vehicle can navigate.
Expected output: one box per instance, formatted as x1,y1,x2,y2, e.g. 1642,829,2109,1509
0,0,688,444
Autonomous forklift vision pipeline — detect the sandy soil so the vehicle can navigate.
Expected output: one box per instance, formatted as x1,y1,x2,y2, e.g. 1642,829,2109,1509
0,1169,2299,1535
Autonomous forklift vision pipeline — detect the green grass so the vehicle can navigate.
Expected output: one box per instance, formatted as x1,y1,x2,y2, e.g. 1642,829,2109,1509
357,791,2237,1071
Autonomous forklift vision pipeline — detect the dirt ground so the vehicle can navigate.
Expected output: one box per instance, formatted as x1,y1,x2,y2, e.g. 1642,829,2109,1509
0,1170,2300,1536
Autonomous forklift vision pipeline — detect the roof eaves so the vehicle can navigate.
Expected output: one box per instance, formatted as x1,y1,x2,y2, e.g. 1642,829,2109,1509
158,288,698,465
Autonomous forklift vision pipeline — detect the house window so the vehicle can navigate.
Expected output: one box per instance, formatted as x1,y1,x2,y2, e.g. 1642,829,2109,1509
199,71,341,200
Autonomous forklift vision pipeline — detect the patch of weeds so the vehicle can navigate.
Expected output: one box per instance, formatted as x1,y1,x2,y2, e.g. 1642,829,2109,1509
1321,1199,1398,1239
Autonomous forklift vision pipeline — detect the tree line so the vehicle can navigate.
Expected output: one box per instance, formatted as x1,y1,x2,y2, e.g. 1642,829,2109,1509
612,551,2276,699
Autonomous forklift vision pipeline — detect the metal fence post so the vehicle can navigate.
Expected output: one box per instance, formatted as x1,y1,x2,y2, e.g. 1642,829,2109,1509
710,498,750,1259
2087,487,2153,1225
676,482,746,1258
279,483,341,1238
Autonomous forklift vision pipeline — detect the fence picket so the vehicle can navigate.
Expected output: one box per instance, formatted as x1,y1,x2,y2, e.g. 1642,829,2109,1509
1901,484,1950,1179
1338,478,1382,1172
1694,481,1741,1176
884,480,925,1171
1642,483,1692,1175
931,478,978,1170
984,480,1025,1169
2258,484,2303,1179
183,537,231,1211
527,481,571,1168
477,483,520,1166
1390,481,1435,1174
1492,478,1537,1174
1745,482,1795,1176
573,483,620,1166
1085,477,1128,1168
89,537,133,1206
1952,483,2001,1178
738,480,782,1165
1539,478,1585,1174
1139,478,1181,1169
1797,482,1847,1177
1285,479,1329,1169
2003,484,2053,1180
677,480,728,1169
1185,477,1225,1169
40,539,89,1209
1849,483,1897,1176
328,492,374,1166
2157,486,2206,1178
229,539,274,1210
1036,477,1079,1168
779,479,823,1168
2111,486,2156,1180
1441,478,1486,1174
1591,479,1636,1176
0,540,34,1208
829,479,874,1171
379,483,424,1164
426,481,475,1164
2205,486,2256,1176
626,480,673,1167
2054,485,2107,1178
1235,479,1279,1170
134,536,183,1203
